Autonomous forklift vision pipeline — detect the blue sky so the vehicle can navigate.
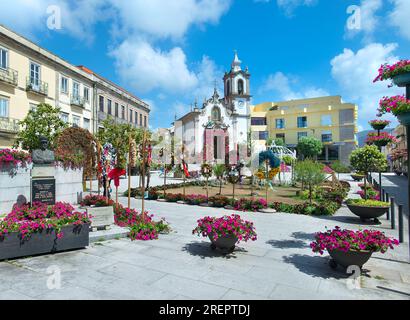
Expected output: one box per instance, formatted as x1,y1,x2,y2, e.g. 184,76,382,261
1,0,409,130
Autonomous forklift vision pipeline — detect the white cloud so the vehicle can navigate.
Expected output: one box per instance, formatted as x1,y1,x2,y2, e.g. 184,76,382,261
345,0,383,42
109,0,231,40
330,43,403,129
389,0,410,40
110,40,198,94
258,72,329,101
275,0,318,16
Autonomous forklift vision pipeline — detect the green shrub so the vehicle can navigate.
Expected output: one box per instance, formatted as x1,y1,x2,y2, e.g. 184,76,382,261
282,155,294,166
330,161,351,174
347,199,389,207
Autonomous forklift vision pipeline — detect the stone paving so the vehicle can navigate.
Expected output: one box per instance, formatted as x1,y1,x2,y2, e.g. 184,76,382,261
1,174,410,300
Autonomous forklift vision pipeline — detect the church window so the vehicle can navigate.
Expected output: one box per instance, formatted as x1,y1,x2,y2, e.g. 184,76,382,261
226,80,231,96
238,79,244,95
211,106,221,122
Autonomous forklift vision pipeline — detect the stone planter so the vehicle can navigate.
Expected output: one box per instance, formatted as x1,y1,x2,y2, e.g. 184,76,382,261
393,72,410,87
85,206,114,230
209,233,238,253
0,223,90,261
329,249,373,269
347,203,389,221
351,174,364,182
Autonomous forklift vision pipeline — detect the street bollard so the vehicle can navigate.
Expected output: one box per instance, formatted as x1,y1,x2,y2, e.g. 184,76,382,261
386,193,390,220
398,205,404,243
390,197,396,230
382,189,385,202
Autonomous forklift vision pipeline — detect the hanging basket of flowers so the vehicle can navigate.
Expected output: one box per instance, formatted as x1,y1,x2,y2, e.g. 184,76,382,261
374,60,410,87
369,119,391,131
201,163,213,178
366,132,397,147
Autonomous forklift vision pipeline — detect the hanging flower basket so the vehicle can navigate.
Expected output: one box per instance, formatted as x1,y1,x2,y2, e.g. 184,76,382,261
369,119,390,131
366,132,397,147
374,60,410,86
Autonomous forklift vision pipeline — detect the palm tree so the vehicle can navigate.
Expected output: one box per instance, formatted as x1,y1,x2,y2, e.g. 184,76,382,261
213,164,226,195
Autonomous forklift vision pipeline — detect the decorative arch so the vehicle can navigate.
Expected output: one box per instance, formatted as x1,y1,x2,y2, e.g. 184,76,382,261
238,79,245,95
55,127,99,178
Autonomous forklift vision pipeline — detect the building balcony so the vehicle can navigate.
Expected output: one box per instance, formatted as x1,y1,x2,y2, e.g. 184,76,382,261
70,95,85,108
0,67,18,86
0,117,20,134
26,78,48,96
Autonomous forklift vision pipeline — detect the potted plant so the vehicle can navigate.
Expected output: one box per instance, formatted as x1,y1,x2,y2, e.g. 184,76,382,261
80,194,115,231
369,119,391,131
192,214,257,253
0,202,90,260
366,132,397,148
348,145,388,222
374,60,410,87
351,173,365,182
311,227,399,269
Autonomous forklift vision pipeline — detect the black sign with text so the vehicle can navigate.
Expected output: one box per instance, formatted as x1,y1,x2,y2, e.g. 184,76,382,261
31,178,56,205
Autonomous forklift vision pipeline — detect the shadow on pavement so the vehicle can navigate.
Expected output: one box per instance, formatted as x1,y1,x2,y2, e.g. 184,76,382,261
266,239,309,249
182,241,240,260
282,254,350,280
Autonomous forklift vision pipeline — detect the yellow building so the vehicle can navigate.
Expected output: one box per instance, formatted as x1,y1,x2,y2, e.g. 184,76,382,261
0,24,150,148
251,96,358,164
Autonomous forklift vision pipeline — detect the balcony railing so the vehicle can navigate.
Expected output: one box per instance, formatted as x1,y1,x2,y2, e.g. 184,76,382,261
26,78,48,96
70,95,85,107
0,67,18,86
0,117,20,134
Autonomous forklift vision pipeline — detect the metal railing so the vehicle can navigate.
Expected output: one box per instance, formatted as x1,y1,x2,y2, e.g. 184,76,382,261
0,117,20,134
70,95,85,107
26,77,48,96
0,67,18,86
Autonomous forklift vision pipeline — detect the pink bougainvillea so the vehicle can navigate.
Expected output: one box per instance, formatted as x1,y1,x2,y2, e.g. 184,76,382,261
310,227,399,255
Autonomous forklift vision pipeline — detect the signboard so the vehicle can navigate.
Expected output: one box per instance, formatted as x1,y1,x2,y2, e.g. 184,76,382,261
31,178,56,205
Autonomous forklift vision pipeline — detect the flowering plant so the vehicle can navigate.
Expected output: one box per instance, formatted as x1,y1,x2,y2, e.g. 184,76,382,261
357,189,380,201
233,198,267,212
114,204,170,241
185,194,208,205
80,194,114,207
0,202,90,241
0,149,32,177
378,95,410,116
208,196,232,208
374,60,410,84
192,214,257,243
366,132,398,146
369,119,391,130
164,193,185,202
311,227,399,255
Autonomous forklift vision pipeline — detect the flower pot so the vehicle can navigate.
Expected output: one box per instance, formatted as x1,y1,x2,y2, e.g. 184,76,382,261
0,223,90,261
393,72,410,87
351,174,364,182
397,112,410,126
328,249,373,269
347,203,389,220
373,140,389,148
208,233,238,252
370,123,388,131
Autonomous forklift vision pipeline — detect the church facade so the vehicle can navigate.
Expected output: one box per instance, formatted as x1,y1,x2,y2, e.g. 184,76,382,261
173,53,251,165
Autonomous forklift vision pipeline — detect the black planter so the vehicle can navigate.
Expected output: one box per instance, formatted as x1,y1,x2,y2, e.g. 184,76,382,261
370,124,388,131
209,233,238,253
394,171,403,176
347,203,389,220
0,223,90,261
329,249,373,269
351,174,364,182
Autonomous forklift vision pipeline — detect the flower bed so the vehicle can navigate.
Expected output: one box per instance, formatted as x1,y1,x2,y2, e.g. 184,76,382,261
81,194,114,207
0,202,90,260
192,214,257,244
311,227,399,255
185,194,208,205
233,198,267,212
164,193,185,203
114,204,170,241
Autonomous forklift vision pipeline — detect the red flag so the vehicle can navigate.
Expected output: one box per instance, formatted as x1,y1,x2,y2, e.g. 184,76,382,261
108,168,126,187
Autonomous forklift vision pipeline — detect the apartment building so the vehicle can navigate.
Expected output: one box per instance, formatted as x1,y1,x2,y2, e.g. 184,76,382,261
251,96,358,164
78,66,150,132
0,24,150,148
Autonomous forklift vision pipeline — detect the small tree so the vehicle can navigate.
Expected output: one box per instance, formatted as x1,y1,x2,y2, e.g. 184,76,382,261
297,136,323,159
350,145,388,200
294,160,325,203
14,103,68,151
213,164,226,195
